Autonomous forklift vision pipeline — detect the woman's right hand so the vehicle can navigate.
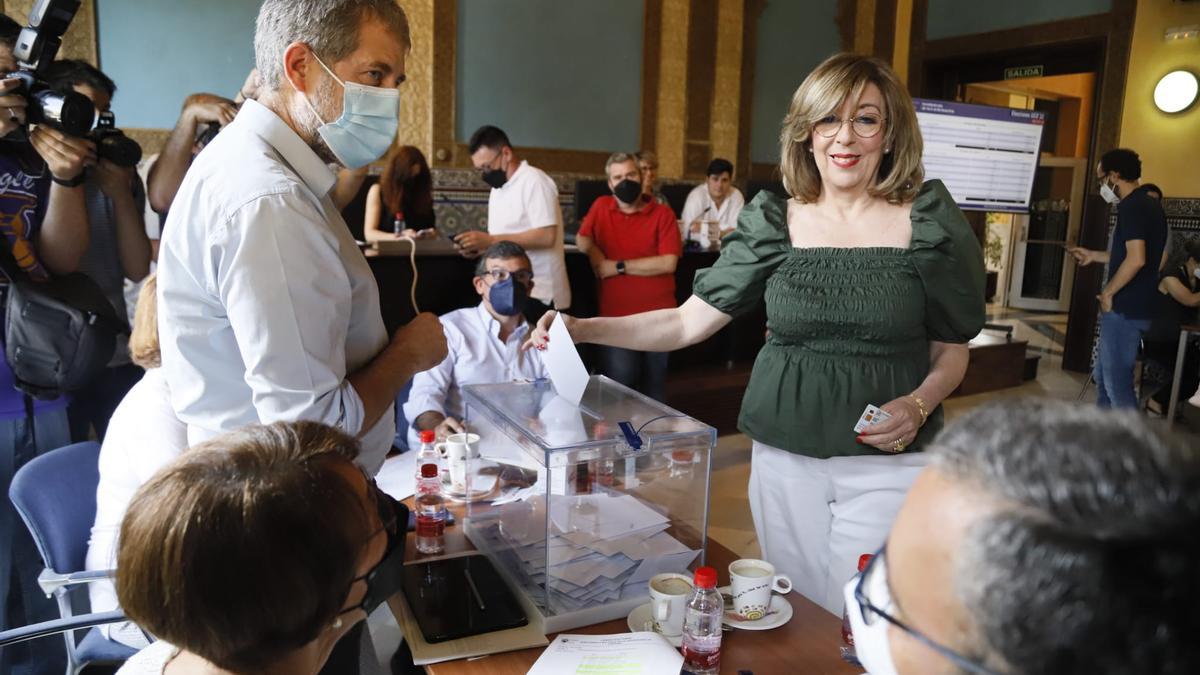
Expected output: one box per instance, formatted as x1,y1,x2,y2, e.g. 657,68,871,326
523,310,564,352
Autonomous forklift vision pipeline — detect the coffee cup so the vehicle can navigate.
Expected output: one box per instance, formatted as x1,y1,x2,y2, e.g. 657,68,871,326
648,573,693,637
436,432,479,493
729,558,791,621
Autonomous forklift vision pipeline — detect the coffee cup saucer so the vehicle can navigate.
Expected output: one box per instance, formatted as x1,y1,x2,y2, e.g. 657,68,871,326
626,603,682,647
717,585,794,631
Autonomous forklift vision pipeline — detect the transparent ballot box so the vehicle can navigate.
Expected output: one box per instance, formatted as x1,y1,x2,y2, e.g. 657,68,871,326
459,376,716,633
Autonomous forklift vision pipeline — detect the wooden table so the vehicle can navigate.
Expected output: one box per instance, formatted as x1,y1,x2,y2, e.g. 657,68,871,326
397,504,858,675
1166,323,1200,429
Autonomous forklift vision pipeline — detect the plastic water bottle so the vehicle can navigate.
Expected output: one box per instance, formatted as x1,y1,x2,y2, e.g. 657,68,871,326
841,553,874,665
414,429,440,482
415,463,446,554
681,566,722,674
393,210,406,235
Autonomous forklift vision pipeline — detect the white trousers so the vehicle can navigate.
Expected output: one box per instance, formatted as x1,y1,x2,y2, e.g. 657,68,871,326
748,441,929,616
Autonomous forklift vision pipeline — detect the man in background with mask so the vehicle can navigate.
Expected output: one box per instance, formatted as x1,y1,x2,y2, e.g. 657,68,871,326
577,152,681,402
458,125,570,322
157,0,446,479
1068,148,1167,409
843,399,1197,675
403,241,546,447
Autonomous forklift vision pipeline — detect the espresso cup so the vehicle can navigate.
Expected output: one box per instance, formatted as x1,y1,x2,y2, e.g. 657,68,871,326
648,573,693,637
729,558,792,621
436,432,479,493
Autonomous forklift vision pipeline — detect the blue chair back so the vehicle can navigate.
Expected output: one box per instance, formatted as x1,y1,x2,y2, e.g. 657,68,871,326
9,441,101,575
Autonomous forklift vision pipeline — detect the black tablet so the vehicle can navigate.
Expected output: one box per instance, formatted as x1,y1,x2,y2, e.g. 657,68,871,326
401,554,529,643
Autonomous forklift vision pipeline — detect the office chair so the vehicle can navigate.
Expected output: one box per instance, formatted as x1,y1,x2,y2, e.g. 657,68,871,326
9,441,138,674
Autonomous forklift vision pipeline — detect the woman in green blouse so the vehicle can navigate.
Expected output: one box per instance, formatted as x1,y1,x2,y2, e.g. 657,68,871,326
527,53,984,615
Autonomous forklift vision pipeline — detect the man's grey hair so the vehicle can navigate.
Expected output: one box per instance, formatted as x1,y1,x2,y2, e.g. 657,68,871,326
605,152,639,178
254,0,411,92
928,399,1199,674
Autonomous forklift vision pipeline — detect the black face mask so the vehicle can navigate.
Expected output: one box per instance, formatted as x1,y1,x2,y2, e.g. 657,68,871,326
339,492,406,617
481,168,507,189
481,152,509,189
613,179,642,205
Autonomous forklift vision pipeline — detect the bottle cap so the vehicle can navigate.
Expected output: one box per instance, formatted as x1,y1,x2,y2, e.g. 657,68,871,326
421,463,439,478
419,430,436,444
857,554,874,572
693,566,717,589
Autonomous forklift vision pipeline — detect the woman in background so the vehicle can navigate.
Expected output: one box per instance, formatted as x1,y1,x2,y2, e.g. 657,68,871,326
85,275,187,648
1145,238,1200,415
363,145,437,243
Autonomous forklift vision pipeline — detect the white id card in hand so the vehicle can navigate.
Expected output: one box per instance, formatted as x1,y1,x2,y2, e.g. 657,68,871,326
853,404,892,433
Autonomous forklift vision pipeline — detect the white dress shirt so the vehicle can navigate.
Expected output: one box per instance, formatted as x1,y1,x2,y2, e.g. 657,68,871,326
157,99,394,473
86,369,187,648
486,160,571,309
403,303,547,448
680,184,746,248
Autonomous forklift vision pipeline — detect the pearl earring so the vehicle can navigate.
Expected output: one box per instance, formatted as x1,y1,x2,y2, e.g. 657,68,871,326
331,617,343,631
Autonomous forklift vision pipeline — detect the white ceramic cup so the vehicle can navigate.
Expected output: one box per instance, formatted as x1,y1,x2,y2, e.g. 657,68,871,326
435,432,479,493
648,573,693,637
729,558,792,621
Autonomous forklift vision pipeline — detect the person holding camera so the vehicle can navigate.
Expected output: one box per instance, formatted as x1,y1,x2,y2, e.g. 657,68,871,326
0,13,99,675
44,59,151,443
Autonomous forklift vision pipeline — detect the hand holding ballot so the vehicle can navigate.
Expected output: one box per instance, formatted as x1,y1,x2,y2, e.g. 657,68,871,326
523,310,565,353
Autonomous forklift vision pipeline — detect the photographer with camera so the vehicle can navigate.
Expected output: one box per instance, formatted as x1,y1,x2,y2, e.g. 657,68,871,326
44,59,150,443
145,90,239,218
0,12,97,675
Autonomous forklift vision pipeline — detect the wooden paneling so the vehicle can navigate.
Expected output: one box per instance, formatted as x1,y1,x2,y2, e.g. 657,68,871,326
639,0,664,153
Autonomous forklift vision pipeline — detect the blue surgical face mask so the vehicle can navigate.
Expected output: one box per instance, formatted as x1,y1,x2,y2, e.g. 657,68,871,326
302,52,400,169
488,276,529,317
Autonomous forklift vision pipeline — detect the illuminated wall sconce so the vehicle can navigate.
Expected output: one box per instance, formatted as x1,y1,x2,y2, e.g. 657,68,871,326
1154,70,1198,113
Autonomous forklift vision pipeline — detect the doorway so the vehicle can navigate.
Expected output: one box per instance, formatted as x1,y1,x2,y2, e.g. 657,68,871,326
962,74,1095,312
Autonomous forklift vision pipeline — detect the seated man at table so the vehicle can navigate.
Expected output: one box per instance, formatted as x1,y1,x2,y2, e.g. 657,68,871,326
578,153,681,402
403,241,547,445
844,398,1198,675
680,158,744,248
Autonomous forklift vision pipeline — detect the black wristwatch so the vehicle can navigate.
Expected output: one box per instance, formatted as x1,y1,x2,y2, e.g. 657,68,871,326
616,261,627,275
50,172,85,188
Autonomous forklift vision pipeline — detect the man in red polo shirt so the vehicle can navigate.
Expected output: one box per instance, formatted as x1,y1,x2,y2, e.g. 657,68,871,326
578,152,682,401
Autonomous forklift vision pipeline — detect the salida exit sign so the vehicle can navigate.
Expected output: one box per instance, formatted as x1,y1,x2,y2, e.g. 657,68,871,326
1004,65,1044,79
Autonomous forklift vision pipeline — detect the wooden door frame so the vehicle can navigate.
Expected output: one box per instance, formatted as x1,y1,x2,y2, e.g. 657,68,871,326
908,0,1136,372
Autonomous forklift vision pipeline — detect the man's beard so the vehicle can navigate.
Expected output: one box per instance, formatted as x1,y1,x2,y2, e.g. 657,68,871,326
298,74,343,166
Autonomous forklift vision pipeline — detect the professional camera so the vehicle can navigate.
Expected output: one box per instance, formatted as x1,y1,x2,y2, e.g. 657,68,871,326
92,111,141,167
6,0,96,137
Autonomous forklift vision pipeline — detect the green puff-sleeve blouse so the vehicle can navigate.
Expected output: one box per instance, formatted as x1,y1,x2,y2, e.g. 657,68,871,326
693,180,985,458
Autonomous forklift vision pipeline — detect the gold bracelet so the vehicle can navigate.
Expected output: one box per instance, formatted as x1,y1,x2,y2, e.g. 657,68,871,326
909,394,929,426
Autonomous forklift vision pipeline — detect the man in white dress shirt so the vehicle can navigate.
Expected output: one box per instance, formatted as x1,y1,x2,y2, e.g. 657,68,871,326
403,241,547,447
157,0,447,478
680,157,745,249
454,125,571,319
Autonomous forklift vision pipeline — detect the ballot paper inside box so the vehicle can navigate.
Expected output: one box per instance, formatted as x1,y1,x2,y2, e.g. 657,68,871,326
460,376,716,634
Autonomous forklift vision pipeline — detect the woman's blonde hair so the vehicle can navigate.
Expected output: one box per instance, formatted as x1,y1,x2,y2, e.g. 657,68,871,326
779,53,923,204
128,274,159,369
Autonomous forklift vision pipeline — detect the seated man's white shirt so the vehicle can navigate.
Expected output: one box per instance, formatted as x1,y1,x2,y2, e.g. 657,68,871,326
403,303,547,448
86,368,187,648
157,99,394,473
679,184,746,248
486,160,571,309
